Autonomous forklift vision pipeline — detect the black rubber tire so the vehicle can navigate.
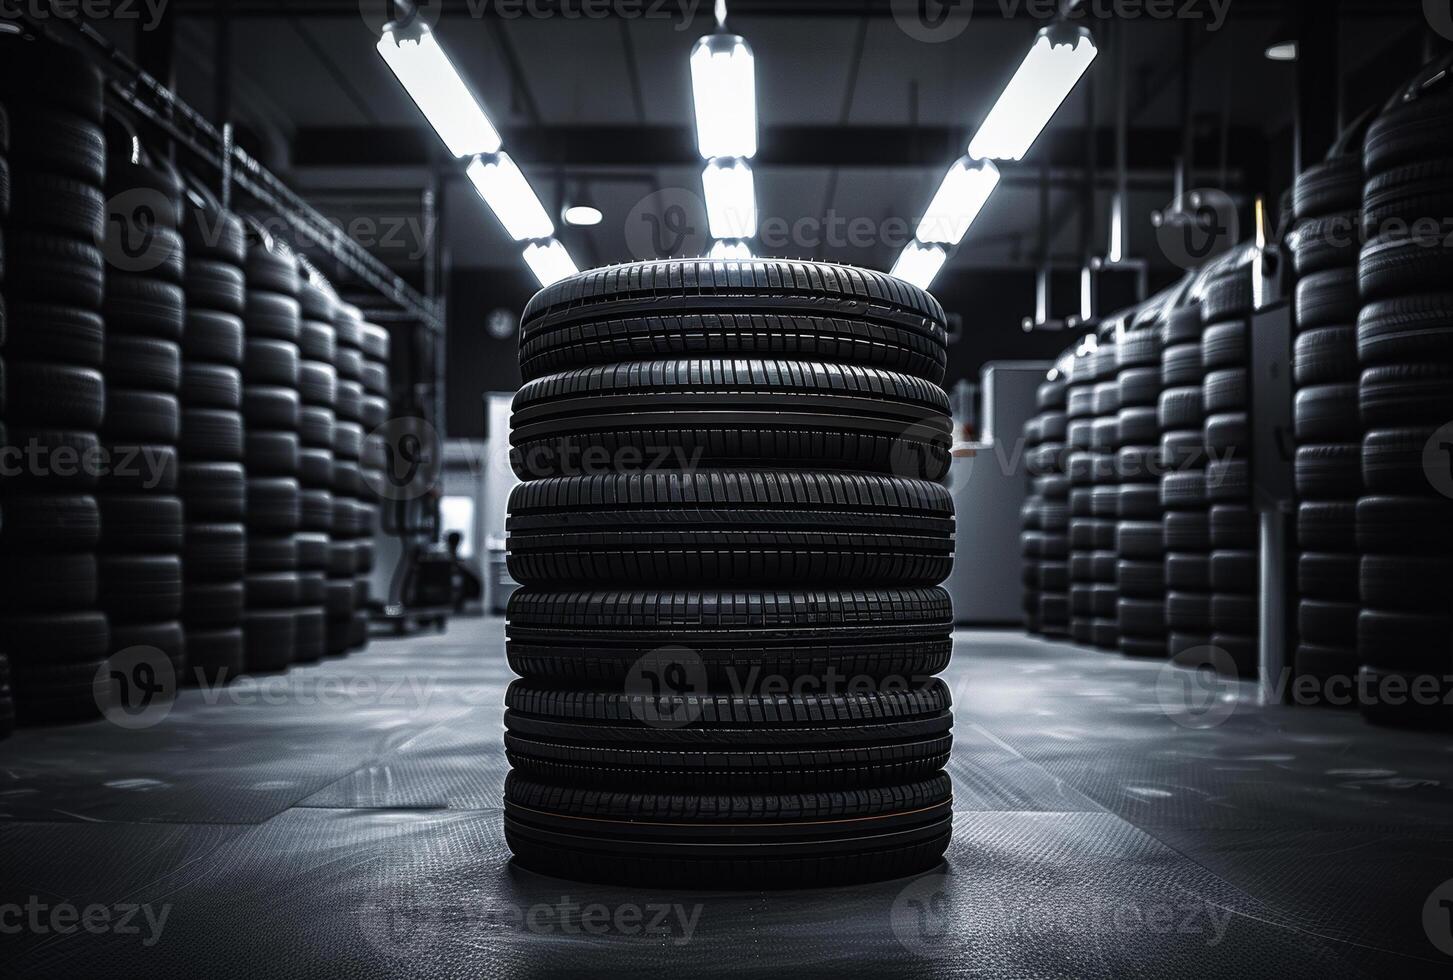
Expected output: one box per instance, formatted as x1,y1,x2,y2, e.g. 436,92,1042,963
1294,384,1359,441
1164,306,1202,346
1288,213,1362,277
1201,270,1253,324
510,360,951,482
242,384,301,430
104,336,181,393
1356,495,1453,556
1300,500,1356,552
1294,326,1358,386
4,361,104,428
1362,159,1453,231
7,172,104,239
185,259,246,316
0,428,103,491
1210,594,1256,634
180,462,246,521
1158,387,1203,430
1293,156,1362,219
1204,459,1249,502
1210,549,1256,591
503,772,952,889
245,244,300,297
1166,591,1212,631
104,389,179,443
1117,559,1164,598
97,554,183,620
0,34,106,123
504,680,952,791
1359,233,1453,302
1205,412,1248,454
1161,430,1206,472
1362,427,1441,493
4,109,105,185
521,259,948,384
183,628,245,686
181,364,243,410
246,477,302,532
1296,444,1360,498
243,609,297,672
184,311,245,366
1359,364,1453,427
184,522,247,582
103,276,185,339
1357,294,1453,367
2,304,104,367
3,231,104,309
1161,342,1202,386
1164,512,1210,552
0,611,109,663
1161,471,1207,511
1295,268,1361,330
244,291,302,344
1203,368,1247,412
244,339,300,387
0,494,101,552
1201,321,1247,370
184,207,246,266
1361,553,1453,613
1209,504,1255,549
97,494,184,554
1299,551,1358,601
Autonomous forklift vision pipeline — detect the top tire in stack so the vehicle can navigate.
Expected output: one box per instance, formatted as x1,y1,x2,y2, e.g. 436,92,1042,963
0,36,111,724
1115,319,1167,657
1355,55,1453,726
180,197,249,683
1200,268,1260,678
502,259,957,888
1286,147,1366,700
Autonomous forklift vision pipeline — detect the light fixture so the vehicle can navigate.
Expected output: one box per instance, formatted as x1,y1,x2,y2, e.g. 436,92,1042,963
709,239,753,260
916,157,1001,245
690,33,758,160
1264,41,1298,61
890,242,948,291
522,239,579,288
562,204,603,227
1079,265,1095,321
376,22,502,159
968,24,1098,162
465,152,555,242
702,158,757,240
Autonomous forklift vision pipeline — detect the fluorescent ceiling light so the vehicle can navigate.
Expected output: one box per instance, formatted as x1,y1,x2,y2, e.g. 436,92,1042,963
465,152,555,242
702,159,756,240
968,25,1097,162
562,205,603,226
709,239,753,260
522,239,579,288
376,24,502,158
916,157,1001,245
890,242,947,291
1264,41,1298,61
690,33,758,159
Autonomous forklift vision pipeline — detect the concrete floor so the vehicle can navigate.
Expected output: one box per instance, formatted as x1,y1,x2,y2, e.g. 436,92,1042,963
1,617,1451,978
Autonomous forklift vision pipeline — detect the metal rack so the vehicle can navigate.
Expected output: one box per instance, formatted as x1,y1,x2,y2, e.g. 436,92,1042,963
17,10,443,333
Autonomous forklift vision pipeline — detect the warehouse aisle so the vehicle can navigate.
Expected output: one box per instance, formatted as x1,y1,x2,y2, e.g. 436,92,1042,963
1,619,1448,977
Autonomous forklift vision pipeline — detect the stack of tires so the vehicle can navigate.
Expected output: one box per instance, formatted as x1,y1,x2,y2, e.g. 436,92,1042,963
1066,350,1097,645
1287,150,1365,695
1115,321,1167,657
241,237,303,671
331,304,371,651
1088,340,1121,650
295,276,338,664
356,319,392,644
1030,375,1069,637
0,95,8,736
501,259,956,887
1355,58,1453,726
0,37,111,723
1020,413,1045,634
97,152,187,687
179,199,248,683
1201,268,1259,677
1161,303,1212,661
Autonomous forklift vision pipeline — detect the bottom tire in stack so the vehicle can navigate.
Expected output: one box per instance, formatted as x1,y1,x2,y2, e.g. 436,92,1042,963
500,258,955,887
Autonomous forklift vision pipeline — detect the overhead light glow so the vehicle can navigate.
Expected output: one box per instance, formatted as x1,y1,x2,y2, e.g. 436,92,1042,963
702,158,756,240
890,242,948,291
968,25,1098,161
376,24,502,158
709,239,753,260
916,157,1001,245
522,239,579,288
562,205,603,226
465,152,555,242
1264,41,1298,61
690,33,758,159
1080,266,1094,321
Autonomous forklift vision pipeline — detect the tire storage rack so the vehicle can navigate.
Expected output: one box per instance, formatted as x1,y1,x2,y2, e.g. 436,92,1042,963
1116,315,1167,657
1066,347,1097,645
1201,268,1260,678
1089,339,1121,651
501,259,957,887
1288,145,1365,698
0,30,408,730
1022,374,1069,637
1355,57,1453,727
1161,303,1213,663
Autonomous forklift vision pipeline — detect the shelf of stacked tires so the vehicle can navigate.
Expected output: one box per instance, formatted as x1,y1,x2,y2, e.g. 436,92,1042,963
357,319,392,637
1065,346,1098,646
1285,130,1369,706
296,273,340,664
241,235,305,671
1160,303,1213,661
0,36,112,724
1029,373,1070,637
1355,52,1453,727
1020,410,1046,634
1087,340,1121,651
179,193,249,684
1200,267,1260,678
1115,316,1168,657
501,259,956,888
331,303,372,652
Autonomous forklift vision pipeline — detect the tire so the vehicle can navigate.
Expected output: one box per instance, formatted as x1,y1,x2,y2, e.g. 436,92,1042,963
1293,156,1362,219
1209,505,1255,549
1362,159,1453,230
1161,471,1207,510
1359,233,1453,302
1361,554,1453,612
1363,89,1453,176
504,680,952,791
1167,554,1211,592
1116,559,1164,598
519,259,949,384
97,554,182,620
4,362,104,428
1117,598,1165,640
1356,495,1453,555
1161,430,1206,472
1300,500,1356,551
1296,444,1360,498
1161,342,1202,386
1158,387,1203,430
1299,551,1358,601
1359,364,1453,427
0,34,106,122
503,772,951,889
185,259,246,316
510,360,952,482
184,207,246,266
184,311,245,366
1166,591,1212,630
184,522,247,582
1164,306,1202,346
1295,268,1360,330
506,587,952,685
243,609,297,672
104,336,181,393
5,109,105,185
0,494,101,552
1164,512,1210,552
1201,270,1253,324
1210,594,1256,633
180,462,246,520
104,389,180,443
1362,427,1440,493
181,364,243,410
103,276,185,339
0,611,109,663
1205,412,1248,453
1294,384,1359,441
242,384,302,430
244,339,300,387
1203,368,1247,412
1210,549,1256,590
7,173,104,239
1289,213,1362,277
246,477,302,532
2,304,104,367
244,291,302,343
244,245,300,297
1205,459,1249,501
1201,321,1247,370
3,231,104,308
183,628,245,686
97,494,184,553
1357,294,1453,366
1294,326,1358,386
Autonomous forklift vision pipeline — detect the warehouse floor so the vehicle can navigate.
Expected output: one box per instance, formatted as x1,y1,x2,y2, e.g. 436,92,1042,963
1,619,1450,978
